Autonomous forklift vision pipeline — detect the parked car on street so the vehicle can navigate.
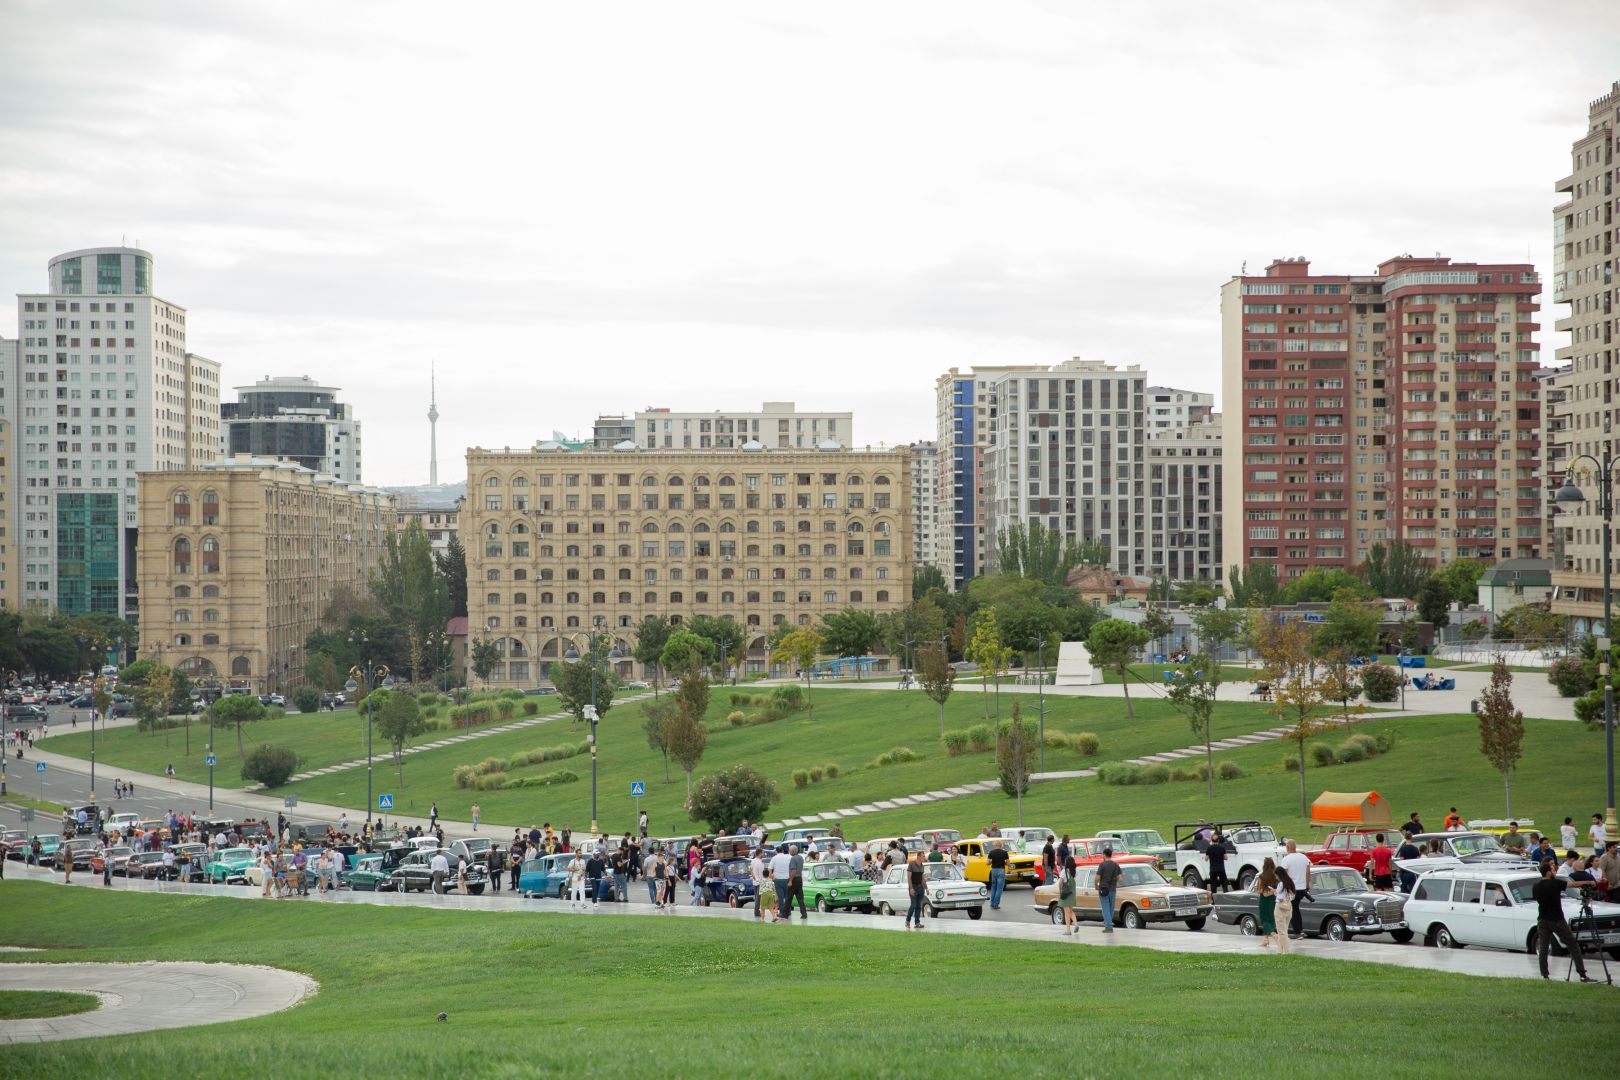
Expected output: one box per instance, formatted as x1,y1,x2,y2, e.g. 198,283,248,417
203,847,258,884
1034,861,1212,929
170,843,210,881
1403,866,1620,954
29,834,63,864
1395,832,1532,879
387,848,486,894
957,837,1041,889
56,838,99,870
517,853,575,898
915,828,964,850
125,851,169,879
1093,828,1176,867
870,862,986,920
1211,865,1412,942
450,837,496,868
104,813,140,835
2,830,30,859
1173,821,1285,891
90,846,136,876
800,858,874,912
340,854,391,891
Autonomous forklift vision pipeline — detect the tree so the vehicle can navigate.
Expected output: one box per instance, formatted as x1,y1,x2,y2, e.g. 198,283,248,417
241,744,300,788
1359,542,1431,599
1255,614,1333,815
877,598,948,670
369,519,450,683
818,608,883,677
995,522,1084,586
642,696,677,782
1191,605,1245,661
664,663,710,799
770,626,823,719
371,688,428,787
1140,606,1175,657
686,615,747,680
554,633,618,727
1085,618,1151,720
210,693,268,762
1476,658,1526,816
1173,579,1221,606
304,651,343,693
1314,591,1381,659
1227,563,1279,608
916,641,956,737
632,614,674,696
1280,567,1371,604
995,704,1037,825
1494,602,1564,647
965,608,1013,721
433,534,469,620
912,564,948,600
292,685,321,715
1075,538,1111,568
660,629,716,674
1415,575,1452,631
1435,557,1486,605
18,620,76,681
1317,651,1366,725
1165,652,1222,798
470,637,501,687
688,764,781,835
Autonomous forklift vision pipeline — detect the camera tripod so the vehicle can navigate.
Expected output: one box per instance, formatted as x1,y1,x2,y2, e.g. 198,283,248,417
1566,888,1614,985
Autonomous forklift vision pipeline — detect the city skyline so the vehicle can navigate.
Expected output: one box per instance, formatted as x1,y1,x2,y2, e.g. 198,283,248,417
1,3,1617,485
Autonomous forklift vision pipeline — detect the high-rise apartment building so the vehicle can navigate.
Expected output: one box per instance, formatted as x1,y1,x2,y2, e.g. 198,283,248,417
463,445,911,687
1145,414,1223,582
935,366,1020,587
636,402,852,450
1549,81,1620,634
6,247,221,617
909,441,940,575
1221,254,1540,582
0,336,13,609
1145,386,1214,433
591,414,635,449
222,375,363,484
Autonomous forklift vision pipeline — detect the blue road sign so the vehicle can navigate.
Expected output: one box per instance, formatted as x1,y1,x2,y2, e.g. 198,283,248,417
630,781,645,797
35,761,46,773
378,794,394,810
205,754,217,766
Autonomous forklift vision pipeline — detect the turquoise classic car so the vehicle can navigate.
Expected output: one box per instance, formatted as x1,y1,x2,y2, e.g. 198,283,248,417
340,854,390,892
203,846,258,884
29,834,63,864
517,854,575,899
800,859,874,913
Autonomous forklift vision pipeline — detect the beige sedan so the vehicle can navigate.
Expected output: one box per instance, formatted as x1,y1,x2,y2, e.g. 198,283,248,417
1033,862,1212,930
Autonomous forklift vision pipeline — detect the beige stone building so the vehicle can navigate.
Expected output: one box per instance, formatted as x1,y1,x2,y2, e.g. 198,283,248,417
136,457,395,692
463,446,912,687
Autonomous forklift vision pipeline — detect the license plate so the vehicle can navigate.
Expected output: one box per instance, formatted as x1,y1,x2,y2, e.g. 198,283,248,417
1603,932,1620,945
1172,905,1196,915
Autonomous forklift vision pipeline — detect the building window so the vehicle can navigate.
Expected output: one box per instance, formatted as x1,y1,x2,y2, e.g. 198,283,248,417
172,490,190,525
200,489,219,525
173,538,191,574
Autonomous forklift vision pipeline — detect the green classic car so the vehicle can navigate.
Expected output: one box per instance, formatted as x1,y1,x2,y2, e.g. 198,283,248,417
340,854,390,891
203,846,258,884
800,859,873,913
1094,828,1175,867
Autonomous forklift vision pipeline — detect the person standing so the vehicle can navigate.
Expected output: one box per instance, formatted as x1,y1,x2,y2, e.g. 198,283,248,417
1255,858,1280,950
1096,848,1121,933
905,849,927,929
1056,834,1071,868
566,850,587,909
769,844,793,920
749,846,768,921
610,845,628,904
787,844,809,921
1590,813,1609,854
1273,866,1296,954
487,843,503,892
1532,860,1593,980
1041,837,1056,884
430,802,439,832
430,848,450,895
1057,856,1078,935
1562,817,1580,852
986,840,1009,910
586,849,608,904
1206,831,1230,894
470,802,481,833
644,848,662,906
1279,840,1311,938
1599,841,1620,903
1405,812,1424,835
637,809,648,837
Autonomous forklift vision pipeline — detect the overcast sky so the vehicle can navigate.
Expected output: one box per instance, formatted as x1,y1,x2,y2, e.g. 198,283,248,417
2,2,1616,485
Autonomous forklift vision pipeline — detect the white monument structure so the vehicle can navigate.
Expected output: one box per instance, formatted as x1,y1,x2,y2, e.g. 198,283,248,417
1054,641,1103,687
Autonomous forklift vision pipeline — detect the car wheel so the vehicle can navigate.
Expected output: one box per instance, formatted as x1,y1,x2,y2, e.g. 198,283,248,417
1120,905,1142,930
466,885,484,896
815,896,829,913
879,902,894,916
925,904,938,919
1389,929,1414,944
1323,916,1348,942
1236,867,1257,891
1049,903,1063,926
1184,916,1207,931
1525,929,1539,954
1432,924,1462,949
967,907,983,920
727,894,738,909
1238,914,1260,936
1181,869,1204,889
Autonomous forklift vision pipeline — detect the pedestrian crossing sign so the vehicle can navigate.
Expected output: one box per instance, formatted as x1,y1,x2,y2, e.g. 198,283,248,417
378,794,394,810
205,754,217,766
630,781,645,797
35,761,46,773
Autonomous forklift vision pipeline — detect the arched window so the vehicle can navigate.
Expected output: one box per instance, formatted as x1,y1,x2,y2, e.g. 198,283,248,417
798,591,811,603
173,537,191,574
202,584,219,598
512,522,529,535
486,569,502,581
693,474,710,488
673,591,687,603
171,490,191,525
201,537,220,573
667,474,685,486
847,521,864,533
721,591,735,603
847,474,863,486
718,521,736,533
644,592,657,604
485,475,502,487
876,590,889,602
507,638,527,658
174,633,192,646
202,609,219,622
747,614,761,626
593,591,606,604
718,474,735,486
540,592,553,604
566,616,580,628
618,592,632,603
667,522,685,533
641,521,660,533
540,616,555,628
173,585,191,598
200,489,220,525
487,593,501,606
566,591,579,604
174,609,192,622
513,476,529,488
513,592,527,605
231,656,251,677
642,474,658,487
746,591,760,603
202,633,220,646
773,591,786,602
485,522,501,538
850,591,862,603
618,568,631,580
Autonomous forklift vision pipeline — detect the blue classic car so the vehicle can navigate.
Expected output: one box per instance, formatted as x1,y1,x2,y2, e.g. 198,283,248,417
517,853,576,899
696,858,757,907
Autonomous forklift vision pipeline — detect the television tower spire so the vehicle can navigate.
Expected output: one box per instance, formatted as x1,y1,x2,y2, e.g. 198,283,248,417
427,362,440,485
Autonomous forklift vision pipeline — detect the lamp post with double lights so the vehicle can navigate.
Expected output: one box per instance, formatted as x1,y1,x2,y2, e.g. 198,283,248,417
564,617,620,839
1554,460,1620,843
345,661,394,832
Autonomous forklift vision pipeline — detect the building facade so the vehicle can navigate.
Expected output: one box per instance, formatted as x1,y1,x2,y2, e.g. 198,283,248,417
7,247,221,618
1550,81,1620,634
1144,414,1223,582
394,501,461,558
935,366,1017,588
463,446,912,688
0,337,13,609
591,414,634,449
636,402,853,450
1145,386,1214,433
136,457,395,692
1222,254,1540,584
909,440,939,575
222,375,363,483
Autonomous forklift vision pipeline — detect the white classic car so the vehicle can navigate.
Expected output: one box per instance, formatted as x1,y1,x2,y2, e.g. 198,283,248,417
1402,866,1620,954
870,862,988,920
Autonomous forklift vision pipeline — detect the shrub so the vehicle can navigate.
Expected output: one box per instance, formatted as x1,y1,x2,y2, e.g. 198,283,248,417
502,770,578,789
1072,732,1101,756
967,724,994,752
1346,733,1379,757
417,692,439,706
291,686,321,715
422,705,439,719
1548,658,1590,698
865,746,918,769
729,693,754,707
942,730,970,756
1576,688,1605,728
824,763,840,779
499,688,524,699
771,684,805,711
450,702,498,729
1140,763,1171,785
241,744,300,788
725,710,745,726
1310,743,1336,768
808,766,823,783
1374,730,1398,754
1217,761,1245,780
1096,761,1141,786
1170,767,1192,782
872,753,892,768
522,700,539,716
1043,732,1071,749
1360,663,1401,703
1335,741,1367,764
496,700,516,720
1284,755,1301,772
792,769,810,788
746,712,772,726
1193,761,1212,781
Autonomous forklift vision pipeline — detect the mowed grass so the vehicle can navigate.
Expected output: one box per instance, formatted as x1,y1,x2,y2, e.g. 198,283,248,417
0,881,1597,1078
0,989,100,1019
270,688,1284,828
840,712,1607,844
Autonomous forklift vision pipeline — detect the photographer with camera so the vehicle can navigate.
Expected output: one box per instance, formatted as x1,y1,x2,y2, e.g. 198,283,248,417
1533,859,1595,982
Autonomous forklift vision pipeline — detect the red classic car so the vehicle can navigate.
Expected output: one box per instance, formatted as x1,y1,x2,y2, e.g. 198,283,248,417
1306,829,1398,876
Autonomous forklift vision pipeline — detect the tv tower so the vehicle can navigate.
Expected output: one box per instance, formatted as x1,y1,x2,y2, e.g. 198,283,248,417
427,363,440,485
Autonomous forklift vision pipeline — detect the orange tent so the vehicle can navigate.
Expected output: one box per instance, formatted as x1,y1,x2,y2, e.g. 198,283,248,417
1310,790,1393,828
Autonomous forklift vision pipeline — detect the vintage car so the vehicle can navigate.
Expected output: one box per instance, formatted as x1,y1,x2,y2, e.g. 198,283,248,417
3,829,32,859
341,854,391,891
1395,832,1533,879
695,858,755,907
90,845,136,876
1093,828,1176,866
1211,865,1413,942
1403,866,1620,954
1034,862,1212,930
104,813,140,835
915,828,964,850
870,862,987,920
125,851,169,879
956,837,1041,888
779,827,832,844
237,820,271,842
56,837,99,870
169,843,210,881
800,859,874,912
28,834,63,863
1306,829,1400,877
133,819,171,843
1068,838,1158,869
861,836,929,864
203,847,258,884
517,853,576,898
450,837,496,868
65,805,103,835
1172,821,1285,891
1000,827,1056,856
387,848,487,894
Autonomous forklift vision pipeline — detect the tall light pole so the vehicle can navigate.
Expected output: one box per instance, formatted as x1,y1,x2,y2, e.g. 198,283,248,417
902,639,915,687
565,618,620,839
1555,461,1619,843
346,661,393,831
1,669,13,796
715,638,731,687
1030,639,1047,772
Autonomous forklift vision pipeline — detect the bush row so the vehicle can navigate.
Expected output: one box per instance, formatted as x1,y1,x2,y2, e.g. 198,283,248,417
501,769,578,789
865,747,919,769
1284,730,1397,771
451,740,588,788
1044,731,1102,755
791,763,842,788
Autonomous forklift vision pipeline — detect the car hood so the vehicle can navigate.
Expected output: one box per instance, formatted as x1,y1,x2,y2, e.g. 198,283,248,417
1120,884,1205,901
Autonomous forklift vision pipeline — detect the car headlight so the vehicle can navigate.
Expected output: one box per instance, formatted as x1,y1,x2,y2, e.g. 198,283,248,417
829,889,838,897
935,890,945,900
1353,901,1366,913
978,886,988,897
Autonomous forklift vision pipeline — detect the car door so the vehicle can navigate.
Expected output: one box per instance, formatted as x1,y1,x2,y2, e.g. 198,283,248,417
1074,868,1101,919
1447,879,1487,943
1319,833,1351,869
1473,881,1522,949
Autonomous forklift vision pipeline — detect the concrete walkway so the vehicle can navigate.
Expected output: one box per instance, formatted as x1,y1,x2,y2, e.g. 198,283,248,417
0,960,317,1043
6,863,1599,988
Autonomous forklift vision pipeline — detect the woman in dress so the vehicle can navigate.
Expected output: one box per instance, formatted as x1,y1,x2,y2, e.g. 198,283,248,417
1255,857,1279,951
1058,855,1079,935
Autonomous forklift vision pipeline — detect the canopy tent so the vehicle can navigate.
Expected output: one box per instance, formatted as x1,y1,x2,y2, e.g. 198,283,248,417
1310,790,1393,828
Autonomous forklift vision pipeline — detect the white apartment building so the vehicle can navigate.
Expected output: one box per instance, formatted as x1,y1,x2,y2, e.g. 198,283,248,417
1145,386,1214,432
636,401,852,450
1144,414,1223,582
6,247,221,617
935,365,1026,588
222,375,363,484
909,440,940,574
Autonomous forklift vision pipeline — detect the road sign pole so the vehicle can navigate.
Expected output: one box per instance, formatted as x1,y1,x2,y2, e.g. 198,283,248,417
208,705,214,812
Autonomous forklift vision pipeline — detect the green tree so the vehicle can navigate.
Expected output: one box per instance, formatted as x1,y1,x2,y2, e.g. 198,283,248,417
1085,618,1151,720
370,688,428,787
1165,653,1222,798
632,614,674,697
1318,650,1366,724
995,522,1084,586
1075,538,1111,568
1255,614,1334,815
1141,606,1175,657
912,564,948,599
877,598,948,670
1359,542,1431,599
818,608,883,678
916,641,956,736
1476,658,1526,816
210,693,268,762
770,626,823,719
369,519,450,683
1494,602,1564,647
965,608,1013,721
1280,567,1371,604
660,629,716,675
688,764,781,835
1173,579,1220,606
433,534,469,620
555,635,617,727
241,744,300,788
1227,563,1279,608
470,637,501,687
1415,575,1452,630
1314,592,1382,658
1191,606,1245,660
995,703,1037,825
665,663,710,799
642,696,677,782
1435,557,1486,605
18,620,76,681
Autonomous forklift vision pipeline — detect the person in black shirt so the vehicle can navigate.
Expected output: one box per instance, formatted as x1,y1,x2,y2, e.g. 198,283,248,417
1531,862,1593,981
585,851,608,903
986,844,1010,910
1207,831,1230,893
1395,834,1422,894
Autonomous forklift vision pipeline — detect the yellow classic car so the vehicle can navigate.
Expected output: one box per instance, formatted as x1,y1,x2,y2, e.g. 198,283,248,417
956,837,1041,887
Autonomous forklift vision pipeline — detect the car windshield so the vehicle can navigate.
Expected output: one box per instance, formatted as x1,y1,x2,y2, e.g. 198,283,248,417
1127,831,1165,847
357,858,382,870
36,835,60,844
459,838,491,852
1507,877,1540,905
924,830,962,844
1449,834,1502,855
1119,864,1170,888
924,864,964,881
219,848,252,861
815,863,855,881
1313,869,1364,893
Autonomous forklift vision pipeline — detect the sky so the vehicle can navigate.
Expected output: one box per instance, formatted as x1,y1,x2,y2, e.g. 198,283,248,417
1,1,1616,485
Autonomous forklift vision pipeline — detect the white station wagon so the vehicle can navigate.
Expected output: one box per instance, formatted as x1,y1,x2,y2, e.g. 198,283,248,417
1403,866,1620,954
870,863,988,920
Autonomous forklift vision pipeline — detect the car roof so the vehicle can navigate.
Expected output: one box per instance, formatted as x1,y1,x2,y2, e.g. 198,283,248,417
1410,831,1491,841
1414,865,1538,881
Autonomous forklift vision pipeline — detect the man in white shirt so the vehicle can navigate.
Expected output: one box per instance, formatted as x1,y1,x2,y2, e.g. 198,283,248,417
768,847,793,920
567,853,587,908
1590,814,1609,853
847,845,865,873
429,850,450,894
1279,839,1312,939
1562,818,1580,851
749,848,767,921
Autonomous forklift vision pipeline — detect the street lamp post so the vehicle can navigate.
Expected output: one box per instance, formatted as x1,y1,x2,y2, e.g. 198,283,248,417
1555,460,1620,843
565,619,620,839
715,638,730,687
1398,648,1408,713
1,669,13,796
1031,639,1047,772
345,661,393,832
902,639,915,688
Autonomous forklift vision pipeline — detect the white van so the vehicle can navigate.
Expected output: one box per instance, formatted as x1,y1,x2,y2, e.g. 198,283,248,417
1402,866,1620,953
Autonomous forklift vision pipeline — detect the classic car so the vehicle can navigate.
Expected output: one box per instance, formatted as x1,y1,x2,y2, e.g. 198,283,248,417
237,820,271,842
1403,866,1620,954
800,858,874,912
1000,827,1057,860
1307,829,1400,877
133,819,171,842
1395,832,1532,878
861,836,929,864
387,848,487,894
29,834,63,863
56,837,99,870
169,843,210,881
203,846,258,884
1172,821,1285,891
341,854,391,891
1093,828,1176,866
695,858,755,907
779,827,832,844
1211,865,1412,942
1034,862,1212,930
1,830,30,859
90,846,136,876
517,853,576,898
125,851,169,879
65,805,103,835
450,837,496,868
104,813,140,835
956,837,1041,888
870,863,987,920
915,829,964,850
1068,838,1158,869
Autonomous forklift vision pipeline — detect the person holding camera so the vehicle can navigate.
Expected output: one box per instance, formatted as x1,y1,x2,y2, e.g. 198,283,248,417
1532,859,1594,982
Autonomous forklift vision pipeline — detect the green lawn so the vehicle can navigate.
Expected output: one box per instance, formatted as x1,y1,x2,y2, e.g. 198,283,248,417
839,712,1607,844
0,882,1596,1077
4,800,66,816
0,989,99,1020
